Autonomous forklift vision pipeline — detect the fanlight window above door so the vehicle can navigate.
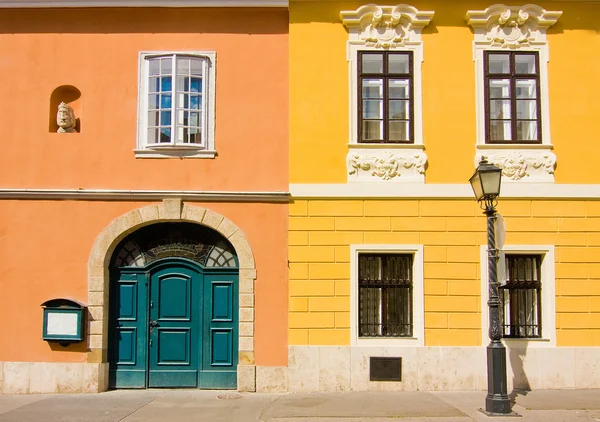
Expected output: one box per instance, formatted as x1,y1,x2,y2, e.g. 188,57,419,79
111,223,238,269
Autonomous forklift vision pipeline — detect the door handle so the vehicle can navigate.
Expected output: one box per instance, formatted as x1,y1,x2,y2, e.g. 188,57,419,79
149,320,159,327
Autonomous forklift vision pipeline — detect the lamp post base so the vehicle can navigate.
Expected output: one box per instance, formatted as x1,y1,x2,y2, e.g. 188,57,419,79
485,342,513,415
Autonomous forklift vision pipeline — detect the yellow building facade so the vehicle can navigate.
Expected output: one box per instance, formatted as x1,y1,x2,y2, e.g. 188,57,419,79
288,1,600,392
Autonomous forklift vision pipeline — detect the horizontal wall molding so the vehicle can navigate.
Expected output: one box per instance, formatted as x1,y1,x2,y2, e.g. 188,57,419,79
0,188,290,203
290,183,600,200
0,0,287,7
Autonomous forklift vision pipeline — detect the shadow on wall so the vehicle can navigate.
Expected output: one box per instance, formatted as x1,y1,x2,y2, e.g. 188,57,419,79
0,8,288,34
49,85,81,133
508,345,530,403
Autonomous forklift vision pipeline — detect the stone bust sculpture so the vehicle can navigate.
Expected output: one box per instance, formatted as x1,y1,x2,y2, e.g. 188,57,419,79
57,102,77,133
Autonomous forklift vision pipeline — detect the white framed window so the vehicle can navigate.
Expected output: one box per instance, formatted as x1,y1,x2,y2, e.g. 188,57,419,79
341,5,433,183
351,244,424,346
136,52,216,158
480,245,556,347
466,5,562,183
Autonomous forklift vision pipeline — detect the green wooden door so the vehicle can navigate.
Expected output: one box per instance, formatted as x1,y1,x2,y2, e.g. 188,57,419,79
109,259,238,389
148,263,201,387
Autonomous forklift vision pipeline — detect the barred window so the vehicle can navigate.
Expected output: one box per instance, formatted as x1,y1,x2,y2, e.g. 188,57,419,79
358,253,413,337
501,254,542,338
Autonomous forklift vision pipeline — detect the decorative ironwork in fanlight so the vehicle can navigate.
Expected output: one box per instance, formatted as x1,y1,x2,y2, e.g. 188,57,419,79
111,224,238,269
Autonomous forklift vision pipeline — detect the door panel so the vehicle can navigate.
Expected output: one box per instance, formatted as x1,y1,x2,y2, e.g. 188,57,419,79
200,274,238,389
109,272,148,389
148,269,200,388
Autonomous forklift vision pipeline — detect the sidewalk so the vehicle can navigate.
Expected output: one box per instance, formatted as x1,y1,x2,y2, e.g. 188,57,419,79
0,389,599,422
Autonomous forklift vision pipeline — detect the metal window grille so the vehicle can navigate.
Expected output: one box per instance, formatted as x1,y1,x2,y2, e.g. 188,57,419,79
358,253,413,337
500,254,542,338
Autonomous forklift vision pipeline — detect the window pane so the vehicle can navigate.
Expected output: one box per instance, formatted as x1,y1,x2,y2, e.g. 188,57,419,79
389,100,409,120
190,95,201,110
362,120,383,141
516,100,537,119
190,58,203,76
362,54,383,73
190,77,202,93
177,76,189,92
516,79,537,98
160,111,171,126
176,110,185,125
389,121,409,141
149,59,160,76
147,128,157,143
177,126,185,143
389,79,409,99
190,112,201,128
362,79,383,98
148,111,158,126
149,77,160,93
189,127,202,144
488,53,510,74
363,100,382,119
389,54,409,74
160,58,172,74
517,121,538,141
148,94,159,110
161,77,172,92
489,120,512,141
489,79,511,98
177,93,188,109
160,94,171,109
177,57,190,75
515,54,536,74
489,99,511,119
159,128,171,143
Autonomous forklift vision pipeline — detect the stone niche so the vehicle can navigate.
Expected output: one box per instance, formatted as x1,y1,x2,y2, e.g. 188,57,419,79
49,85,81,133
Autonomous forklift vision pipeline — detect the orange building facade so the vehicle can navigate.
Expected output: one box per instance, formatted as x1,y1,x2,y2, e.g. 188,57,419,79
0,2,289,393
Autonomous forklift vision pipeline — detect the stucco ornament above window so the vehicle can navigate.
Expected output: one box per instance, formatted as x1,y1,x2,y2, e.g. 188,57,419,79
466,4,561,49
340,4,434,48
341,5,433,184
466,4,561,184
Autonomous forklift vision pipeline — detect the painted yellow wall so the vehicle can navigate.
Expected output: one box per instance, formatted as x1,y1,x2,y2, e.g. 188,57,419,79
289,1,600,184
289,199,600,347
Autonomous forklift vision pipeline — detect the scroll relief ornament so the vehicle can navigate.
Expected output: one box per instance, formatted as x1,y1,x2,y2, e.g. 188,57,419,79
348,151,427,180
341,5,434,48
466,5,561,49
482,151,556,181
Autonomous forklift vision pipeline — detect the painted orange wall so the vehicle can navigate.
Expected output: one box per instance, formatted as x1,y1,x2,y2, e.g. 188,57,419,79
0,8,289,191
0,200,288,366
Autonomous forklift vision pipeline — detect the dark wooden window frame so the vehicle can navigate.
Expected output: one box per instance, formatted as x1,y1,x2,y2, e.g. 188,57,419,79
500,254,543,339
358,51,415,144
484,51,542,144
358,253,413,338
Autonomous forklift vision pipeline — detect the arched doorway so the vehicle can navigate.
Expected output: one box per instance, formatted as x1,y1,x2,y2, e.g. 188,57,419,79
108,222,239,389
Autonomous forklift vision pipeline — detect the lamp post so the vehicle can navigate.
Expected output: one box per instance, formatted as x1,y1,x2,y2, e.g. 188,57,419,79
469,158,513,416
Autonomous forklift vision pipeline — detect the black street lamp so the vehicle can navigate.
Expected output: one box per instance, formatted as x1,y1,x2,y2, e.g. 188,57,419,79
469,158,513,416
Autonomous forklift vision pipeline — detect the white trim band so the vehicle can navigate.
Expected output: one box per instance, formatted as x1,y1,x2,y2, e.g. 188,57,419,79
0,0,287,7
290,183,600,199
0,189,290,202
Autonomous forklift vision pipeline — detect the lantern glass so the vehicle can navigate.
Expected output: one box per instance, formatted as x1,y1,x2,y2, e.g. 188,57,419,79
470,160,502,201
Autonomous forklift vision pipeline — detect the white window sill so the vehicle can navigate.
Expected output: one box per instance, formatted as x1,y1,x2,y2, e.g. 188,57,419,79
356,337,423,347
502,338,553,348
134,147,216,159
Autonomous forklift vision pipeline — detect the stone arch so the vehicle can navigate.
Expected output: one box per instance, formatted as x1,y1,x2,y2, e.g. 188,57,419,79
86,199,257,391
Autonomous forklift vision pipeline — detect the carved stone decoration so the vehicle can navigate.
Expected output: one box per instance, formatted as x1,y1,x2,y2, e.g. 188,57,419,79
341,4,434,48
479,150,556,182
466,4,561,49
347,150,427,182
56,102,77,133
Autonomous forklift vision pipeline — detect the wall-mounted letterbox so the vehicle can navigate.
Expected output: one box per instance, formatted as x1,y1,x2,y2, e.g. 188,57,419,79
41,298,86,343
